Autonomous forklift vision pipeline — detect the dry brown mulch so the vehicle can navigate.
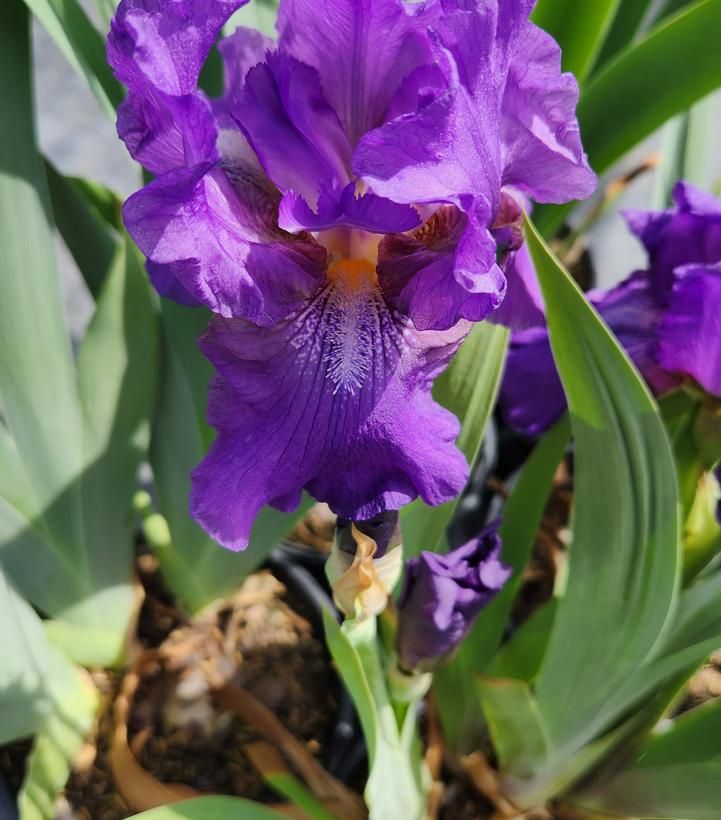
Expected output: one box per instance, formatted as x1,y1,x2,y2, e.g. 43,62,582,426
63,561,339,820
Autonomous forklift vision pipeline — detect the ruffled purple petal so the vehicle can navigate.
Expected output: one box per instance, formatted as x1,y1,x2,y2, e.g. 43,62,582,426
147,259,201,305
218,25,274,106
354,1,533,210
500,21,595,202
500,325,566,436
123,162,326,322
378,206,505,331
108,0,248,95
190,283,470,550
276,0,436,145
232,52,352,205
624,182,721,291
117,88,218,174
354,1,592,329
591,271,679,396
658,263,721,398
396,521,511,672
108,0,248,173
279,181,420,234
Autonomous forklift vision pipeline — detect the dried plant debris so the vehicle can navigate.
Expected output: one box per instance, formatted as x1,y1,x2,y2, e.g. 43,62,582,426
65,571,338,819
677,649,721,714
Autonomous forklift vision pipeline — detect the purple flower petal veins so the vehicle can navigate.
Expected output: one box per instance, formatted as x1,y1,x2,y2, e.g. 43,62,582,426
396,521,511,672
108,0,595,548
501,182,721,436
658,263,721,398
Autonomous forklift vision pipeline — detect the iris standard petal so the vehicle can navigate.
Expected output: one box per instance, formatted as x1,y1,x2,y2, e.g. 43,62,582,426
276,0,436,145
117,88,218,173
658,263,721,398
218,25,274,107
354,0,531,208
233,51,419,234
500,20,595,202
108,0,248,95
233,52,353,206
190,268,470,550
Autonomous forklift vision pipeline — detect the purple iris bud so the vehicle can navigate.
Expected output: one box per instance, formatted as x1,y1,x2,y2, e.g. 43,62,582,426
501,182,721,436
107,0,594,550
396,522,511,672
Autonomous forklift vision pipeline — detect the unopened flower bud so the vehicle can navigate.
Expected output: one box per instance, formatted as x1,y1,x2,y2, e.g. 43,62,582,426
396,520,511,673
327,511,403,621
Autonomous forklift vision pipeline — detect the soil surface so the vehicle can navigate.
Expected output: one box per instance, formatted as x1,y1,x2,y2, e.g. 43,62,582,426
3,500,721,820
63,555,339,819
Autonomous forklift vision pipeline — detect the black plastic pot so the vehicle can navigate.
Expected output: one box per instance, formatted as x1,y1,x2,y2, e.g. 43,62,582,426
0,771,19,820
263,544,367,784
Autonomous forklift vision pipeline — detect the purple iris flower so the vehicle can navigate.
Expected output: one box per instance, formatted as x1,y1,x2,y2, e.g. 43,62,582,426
501,182,721,436
396,521,511,672
108,0,595,550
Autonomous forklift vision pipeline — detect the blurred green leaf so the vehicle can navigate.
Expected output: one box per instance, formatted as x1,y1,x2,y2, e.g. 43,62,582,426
536,0,721,236
652,91,719,208
594,0,656,68
262,770,339,820
89,0,118,28
683,470,721,581
0,16,156,664
565,626,720,759
0,0,85,555
2,238,158,667
576,701,721,819
148,300,311,614
477,678,550,778
0,567,98,819
434,416,569,752
199,45,225,97
401,322,508,557
22,0,123,119
532,0,621,84
527,213,680,754
127,797,290,820
471,416,570,672
637,698,721,766
44,159,118,299
66,173,124,232
580,0,721,175
580,764,721,820
664,567,721,652
488,599,559,682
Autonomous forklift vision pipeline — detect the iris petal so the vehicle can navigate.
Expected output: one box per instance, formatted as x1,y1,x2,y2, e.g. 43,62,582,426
276,0,437,145
659,263,721,398
190,277,469,550
123,163,325,322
